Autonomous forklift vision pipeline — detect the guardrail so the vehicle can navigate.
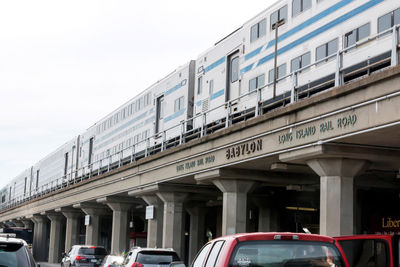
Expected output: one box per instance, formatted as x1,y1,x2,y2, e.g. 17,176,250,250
1,25,399,211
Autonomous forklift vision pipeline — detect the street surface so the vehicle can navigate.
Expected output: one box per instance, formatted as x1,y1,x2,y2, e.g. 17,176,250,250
38,262,59,267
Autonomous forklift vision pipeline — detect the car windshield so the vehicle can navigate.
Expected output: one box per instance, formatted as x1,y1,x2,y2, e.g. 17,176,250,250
136,251,180,265
229,241,343,267
0,242,30,267
78,247,107,255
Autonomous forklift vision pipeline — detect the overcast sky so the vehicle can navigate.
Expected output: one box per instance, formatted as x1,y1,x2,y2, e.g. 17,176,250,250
0,0,276,189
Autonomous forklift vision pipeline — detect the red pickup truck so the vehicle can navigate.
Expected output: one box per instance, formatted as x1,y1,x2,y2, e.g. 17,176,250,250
171,232,348,267
335,234,399,267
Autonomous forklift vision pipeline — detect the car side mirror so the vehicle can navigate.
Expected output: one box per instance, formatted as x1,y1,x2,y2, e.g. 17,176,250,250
169,262,186,267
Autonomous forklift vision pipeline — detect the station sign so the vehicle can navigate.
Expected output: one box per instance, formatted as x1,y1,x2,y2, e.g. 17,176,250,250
146,205,154,220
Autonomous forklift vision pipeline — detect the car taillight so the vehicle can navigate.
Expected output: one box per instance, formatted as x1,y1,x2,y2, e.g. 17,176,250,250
75,255,85,260
132,262,144,267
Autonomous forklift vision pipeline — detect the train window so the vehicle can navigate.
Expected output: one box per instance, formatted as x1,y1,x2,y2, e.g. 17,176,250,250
316,38,338,62
291,52,311,73
271,5,288,29
249,74,265,92
344,23,370,48
209,80,214,94
174,96,185,113
134,134,140,144
268,64,287,83
231,57,239,83
292,0,311,17
378,8,400,33
36,170,39,189
198,76,203,95
395,9,400,26
144,93,151,106
24,177,27,195
250,19,266,42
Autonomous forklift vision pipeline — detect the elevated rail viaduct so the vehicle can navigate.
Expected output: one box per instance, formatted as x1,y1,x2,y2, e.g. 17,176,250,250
1,66,400,264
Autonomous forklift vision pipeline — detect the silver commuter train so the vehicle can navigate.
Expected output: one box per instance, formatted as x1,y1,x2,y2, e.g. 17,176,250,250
1,0,399,209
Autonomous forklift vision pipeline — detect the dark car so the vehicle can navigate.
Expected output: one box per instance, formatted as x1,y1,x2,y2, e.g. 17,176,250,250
61,245,108,267
0,233,38,267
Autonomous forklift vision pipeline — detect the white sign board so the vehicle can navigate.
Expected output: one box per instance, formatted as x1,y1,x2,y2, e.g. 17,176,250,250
146,205,154,220
84,215,90,225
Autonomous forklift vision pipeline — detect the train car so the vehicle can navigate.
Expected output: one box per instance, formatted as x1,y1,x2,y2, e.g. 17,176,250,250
32,136,81,193
193,0,400,130
81,61,195,173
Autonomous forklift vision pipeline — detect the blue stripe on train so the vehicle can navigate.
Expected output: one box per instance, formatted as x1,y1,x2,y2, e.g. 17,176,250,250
245,0,356,61
210,88,225,101
165,83,182,96
240,0,383,73
164,109,186,123
205,57,226,73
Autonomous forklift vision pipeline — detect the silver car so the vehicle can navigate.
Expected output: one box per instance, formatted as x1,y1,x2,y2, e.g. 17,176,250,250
122,247,180,267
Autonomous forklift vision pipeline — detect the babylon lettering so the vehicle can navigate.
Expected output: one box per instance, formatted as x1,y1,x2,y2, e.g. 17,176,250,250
226,139,262,160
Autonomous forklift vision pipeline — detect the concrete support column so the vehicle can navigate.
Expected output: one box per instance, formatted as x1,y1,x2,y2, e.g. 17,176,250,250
142,195,164,248
47,213,64,263
307,158,368,236
60,209,82,252
81,207,108,246
212,180,255,235
20,218,34,229
156,192,187,258
31,215,49,262
186,205,206,264
253,198,278,232
105,202,131,255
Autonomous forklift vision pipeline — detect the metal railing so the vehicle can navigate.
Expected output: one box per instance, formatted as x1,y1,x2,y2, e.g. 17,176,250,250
1,25,399,211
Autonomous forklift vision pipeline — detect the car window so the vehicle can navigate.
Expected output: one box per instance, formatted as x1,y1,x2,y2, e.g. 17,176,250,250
338,239,388,267
0,242,30,267
136,251,180,264
192,243,212,267
205,241,225,267
78,247,107,255
229,241,343,267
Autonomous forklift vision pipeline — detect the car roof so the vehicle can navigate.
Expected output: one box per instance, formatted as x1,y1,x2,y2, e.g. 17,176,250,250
211,232,335,243
74,245,105,248
0,236,28,246
130,247,176,253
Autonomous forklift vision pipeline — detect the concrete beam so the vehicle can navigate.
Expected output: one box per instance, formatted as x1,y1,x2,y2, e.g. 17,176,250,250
194,168,317,186
128,183,218,197
279,143,400,165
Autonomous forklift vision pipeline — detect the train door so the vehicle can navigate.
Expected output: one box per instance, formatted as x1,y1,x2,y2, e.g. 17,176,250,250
226,51,240,102
156,95,164,133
